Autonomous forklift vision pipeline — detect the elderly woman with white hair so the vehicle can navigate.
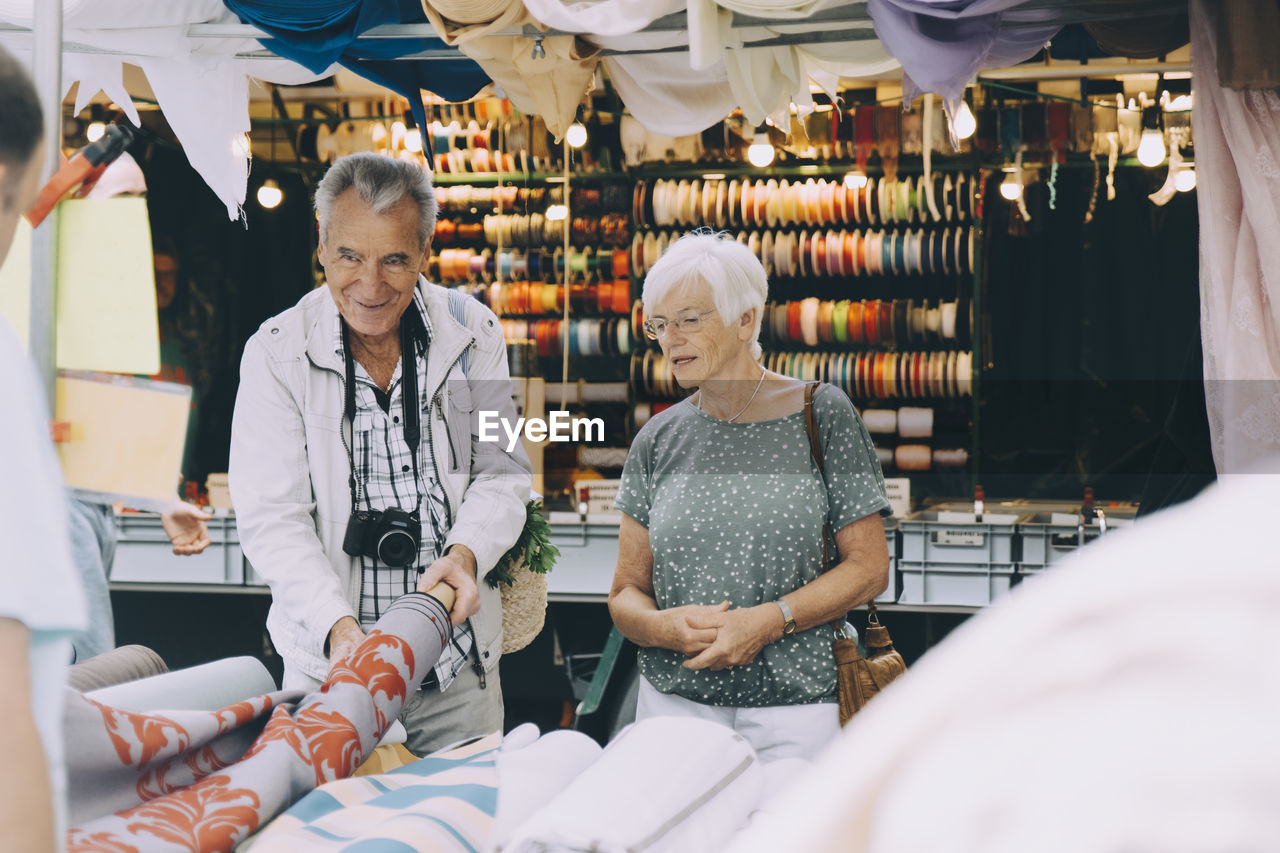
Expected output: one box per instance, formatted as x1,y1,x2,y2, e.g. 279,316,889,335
610,231,891,760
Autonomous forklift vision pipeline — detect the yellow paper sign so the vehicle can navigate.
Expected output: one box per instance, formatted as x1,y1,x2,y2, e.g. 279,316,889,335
56,197,160,374
56,371,189,510
0,217,32,348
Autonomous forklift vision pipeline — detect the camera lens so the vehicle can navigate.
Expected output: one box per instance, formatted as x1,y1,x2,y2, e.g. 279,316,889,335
378,529,418,567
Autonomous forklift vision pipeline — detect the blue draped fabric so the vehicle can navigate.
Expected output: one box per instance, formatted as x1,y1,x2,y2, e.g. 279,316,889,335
223,0,490,151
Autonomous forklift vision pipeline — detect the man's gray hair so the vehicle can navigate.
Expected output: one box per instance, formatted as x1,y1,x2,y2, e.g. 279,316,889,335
642,229,768,359
314,152,438,250
0,46,42,212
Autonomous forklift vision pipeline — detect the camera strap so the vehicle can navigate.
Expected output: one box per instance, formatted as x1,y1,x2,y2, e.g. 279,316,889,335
341,311,423,514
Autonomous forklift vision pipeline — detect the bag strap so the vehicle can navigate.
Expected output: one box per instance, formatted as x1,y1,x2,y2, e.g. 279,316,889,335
802,382,829,570
803,382,882,630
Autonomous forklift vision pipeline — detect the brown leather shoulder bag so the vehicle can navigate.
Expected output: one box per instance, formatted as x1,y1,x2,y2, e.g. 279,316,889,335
804,382,907,725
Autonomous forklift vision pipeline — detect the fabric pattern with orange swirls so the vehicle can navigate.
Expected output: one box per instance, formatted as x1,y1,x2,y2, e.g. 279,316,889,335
63,593,452,853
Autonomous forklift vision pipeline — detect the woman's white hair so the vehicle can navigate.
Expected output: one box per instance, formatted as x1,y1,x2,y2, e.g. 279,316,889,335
641,229,768,359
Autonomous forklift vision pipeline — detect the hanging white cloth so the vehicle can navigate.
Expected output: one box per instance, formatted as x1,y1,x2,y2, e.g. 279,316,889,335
0,0,333,221
519,0,682,38
1189,0,1280,473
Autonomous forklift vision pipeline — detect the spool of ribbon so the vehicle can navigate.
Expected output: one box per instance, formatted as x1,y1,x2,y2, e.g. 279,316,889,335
898,406,934,438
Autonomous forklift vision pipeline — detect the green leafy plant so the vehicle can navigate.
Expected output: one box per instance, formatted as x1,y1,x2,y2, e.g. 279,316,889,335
485,498,560,588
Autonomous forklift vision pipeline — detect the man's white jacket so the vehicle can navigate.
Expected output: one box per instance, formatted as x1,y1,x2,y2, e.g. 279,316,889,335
229,278,532,682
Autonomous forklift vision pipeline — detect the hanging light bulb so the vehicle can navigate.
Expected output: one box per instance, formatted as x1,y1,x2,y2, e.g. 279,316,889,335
747,130,775,168
565,122,588,149
1175,164,1197,192
404,128,423,153
844,170,868,189
545,204,568,221
999,168,1023,201
370,123,388,144
1137,128,1167,167
1137,105,1166,167
86,121,106,142
952,101,977,140
257,179,283,209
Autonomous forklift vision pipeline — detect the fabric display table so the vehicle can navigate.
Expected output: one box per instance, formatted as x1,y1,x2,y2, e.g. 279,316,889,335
64,593,453,851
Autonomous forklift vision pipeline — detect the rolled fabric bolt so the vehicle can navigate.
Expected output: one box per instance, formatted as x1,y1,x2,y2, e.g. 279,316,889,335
932,447,970,468
634,403,652,428
578,447,630,468
876,446,895,470
862,408,898,435
941,301,958,339
897,406,935,438
895,444,932,471
800,297,822,347
926,305,942,337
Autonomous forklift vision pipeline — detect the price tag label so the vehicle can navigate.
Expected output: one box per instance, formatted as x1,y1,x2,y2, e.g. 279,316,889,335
934,528,986,547
883,477,911,518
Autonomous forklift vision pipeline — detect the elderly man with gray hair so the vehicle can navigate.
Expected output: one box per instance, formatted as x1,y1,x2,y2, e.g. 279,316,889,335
230,153,531,754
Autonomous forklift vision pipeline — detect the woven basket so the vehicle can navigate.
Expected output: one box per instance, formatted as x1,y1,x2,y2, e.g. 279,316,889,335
499,554,548,654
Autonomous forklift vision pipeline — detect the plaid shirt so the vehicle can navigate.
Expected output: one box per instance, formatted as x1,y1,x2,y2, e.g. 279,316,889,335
335,288,475,692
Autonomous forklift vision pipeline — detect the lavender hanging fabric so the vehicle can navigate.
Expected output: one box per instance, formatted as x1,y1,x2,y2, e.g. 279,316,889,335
63,593,452,853
867,0,1060,114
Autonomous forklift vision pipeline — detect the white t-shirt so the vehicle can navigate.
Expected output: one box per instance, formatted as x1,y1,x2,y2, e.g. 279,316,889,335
0,315,88,840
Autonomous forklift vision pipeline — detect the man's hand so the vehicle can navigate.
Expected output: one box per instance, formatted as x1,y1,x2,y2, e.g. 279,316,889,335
417,544,479,627
655,601,729,655
682,604,778,671
161,502,213,556
327,616,366,677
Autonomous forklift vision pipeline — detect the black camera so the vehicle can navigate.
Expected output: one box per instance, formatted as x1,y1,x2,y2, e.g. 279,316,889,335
342,507,421,567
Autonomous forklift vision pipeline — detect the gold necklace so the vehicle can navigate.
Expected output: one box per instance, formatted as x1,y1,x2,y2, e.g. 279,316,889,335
699,368,766,422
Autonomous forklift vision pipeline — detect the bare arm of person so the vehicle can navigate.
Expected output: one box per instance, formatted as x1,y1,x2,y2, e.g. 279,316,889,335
608,513,726,656
684,512,889,671
0,618,56,852
160,501,213,556
417,544,479,627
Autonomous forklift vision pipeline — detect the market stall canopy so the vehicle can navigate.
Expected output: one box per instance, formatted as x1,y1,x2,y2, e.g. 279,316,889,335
222,1,490,141
1,1,1194,219
0,0,489,219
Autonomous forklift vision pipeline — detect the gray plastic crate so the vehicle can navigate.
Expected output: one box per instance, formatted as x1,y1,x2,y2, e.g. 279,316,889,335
928,498,1080,515
877,516,899,604
898,560,1036,606
1018,511,1135,568
899,510,1022,566
112,513,245,585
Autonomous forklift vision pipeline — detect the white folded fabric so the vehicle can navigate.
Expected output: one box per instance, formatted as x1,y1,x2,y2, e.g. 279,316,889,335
486,725,603,853
502,717,763,853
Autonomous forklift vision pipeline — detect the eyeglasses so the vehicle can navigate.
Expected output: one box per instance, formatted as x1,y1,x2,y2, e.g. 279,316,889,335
643,310,716,340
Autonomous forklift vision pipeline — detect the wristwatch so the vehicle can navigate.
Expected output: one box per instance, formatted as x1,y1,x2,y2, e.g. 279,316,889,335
775,600,797,636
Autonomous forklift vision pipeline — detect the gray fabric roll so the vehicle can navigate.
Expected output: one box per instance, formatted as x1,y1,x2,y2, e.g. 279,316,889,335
68,644,169,693
84,655,276,712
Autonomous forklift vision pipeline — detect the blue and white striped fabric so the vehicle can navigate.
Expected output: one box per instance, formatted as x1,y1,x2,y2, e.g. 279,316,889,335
249,732,501,852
